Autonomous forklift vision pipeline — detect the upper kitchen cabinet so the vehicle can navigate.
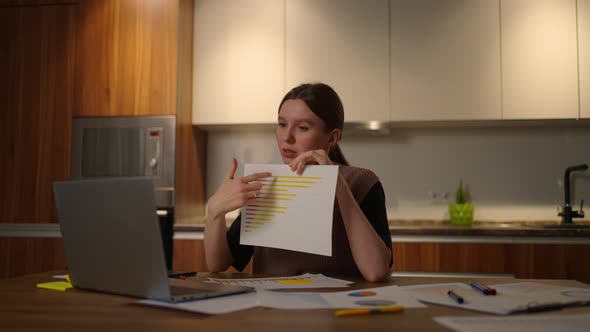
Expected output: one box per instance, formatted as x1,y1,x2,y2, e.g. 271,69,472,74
580,0,590,118
501,0,578,119
285,0,390,122
74,0,178,117
192,0,284,125
390,0,502,121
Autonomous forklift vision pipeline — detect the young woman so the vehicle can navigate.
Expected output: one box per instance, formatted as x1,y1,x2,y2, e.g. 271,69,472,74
204,83,392,282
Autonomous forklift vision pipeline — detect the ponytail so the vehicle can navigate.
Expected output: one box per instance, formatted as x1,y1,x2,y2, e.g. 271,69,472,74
329,144,349,166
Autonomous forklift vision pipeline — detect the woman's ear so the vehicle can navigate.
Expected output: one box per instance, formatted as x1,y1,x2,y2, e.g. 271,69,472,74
328,128,341,146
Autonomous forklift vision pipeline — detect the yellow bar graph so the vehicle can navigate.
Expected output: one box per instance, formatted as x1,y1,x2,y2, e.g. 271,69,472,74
245,216,273,221
261,180,317,184
273,175,323,179
251,204,287,209
262,184,308,188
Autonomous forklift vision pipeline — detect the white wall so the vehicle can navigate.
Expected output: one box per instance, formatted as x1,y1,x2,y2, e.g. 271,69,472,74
206,125,590,222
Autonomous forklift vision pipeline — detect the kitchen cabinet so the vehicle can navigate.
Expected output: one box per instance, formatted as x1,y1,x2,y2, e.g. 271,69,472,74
0,237,67,279
73,0,178,117
0,4,76,223
393,242,590,283
192,0,284,125
501,0,578,119
172,238,590,283
286,0,389,122
580,0,590,118
390,0,502,121
173,239,252,273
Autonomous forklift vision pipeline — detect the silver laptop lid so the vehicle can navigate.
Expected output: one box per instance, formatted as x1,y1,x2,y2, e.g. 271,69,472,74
53,177,171,300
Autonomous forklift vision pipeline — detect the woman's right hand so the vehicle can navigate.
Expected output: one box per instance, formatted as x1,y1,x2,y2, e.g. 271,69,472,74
207,158,272,219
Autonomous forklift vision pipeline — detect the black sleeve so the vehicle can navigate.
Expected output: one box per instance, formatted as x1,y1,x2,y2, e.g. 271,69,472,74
359,182,393,267
226,215,254,271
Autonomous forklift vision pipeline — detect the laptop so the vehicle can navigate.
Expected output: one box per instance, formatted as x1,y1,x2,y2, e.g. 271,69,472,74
53,177,252,302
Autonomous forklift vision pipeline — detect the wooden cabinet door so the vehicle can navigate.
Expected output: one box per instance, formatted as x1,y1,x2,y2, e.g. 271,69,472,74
390,0,501,121
579,0,590,118
0,4,76,223
285,0,389,122
501,0,578,119
74,0,178,117
392,242,590,284
192,0,284,125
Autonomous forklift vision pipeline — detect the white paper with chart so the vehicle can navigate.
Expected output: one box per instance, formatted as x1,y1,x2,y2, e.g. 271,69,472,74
240,164,338,256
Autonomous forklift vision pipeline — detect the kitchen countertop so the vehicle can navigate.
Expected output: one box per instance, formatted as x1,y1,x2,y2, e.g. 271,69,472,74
175,220,590,237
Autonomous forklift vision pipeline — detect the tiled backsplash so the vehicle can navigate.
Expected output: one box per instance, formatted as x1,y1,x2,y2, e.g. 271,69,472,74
206,124,590,222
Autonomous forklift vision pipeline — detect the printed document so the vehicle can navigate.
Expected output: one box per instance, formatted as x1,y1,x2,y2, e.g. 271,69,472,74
207,273,351,290
400,282,590,315
240,164,338,256
434,314,590,332
257,285,426,310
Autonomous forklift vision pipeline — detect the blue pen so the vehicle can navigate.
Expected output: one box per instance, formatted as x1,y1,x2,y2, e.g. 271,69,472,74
447,290,464,304
470,282,496,295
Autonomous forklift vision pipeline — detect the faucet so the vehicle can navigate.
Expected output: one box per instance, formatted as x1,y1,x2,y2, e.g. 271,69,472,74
558,164,588,225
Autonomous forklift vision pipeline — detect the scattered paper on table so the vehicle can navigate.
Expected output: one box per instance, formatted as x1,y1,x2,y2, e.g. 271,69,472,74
138,291,259,315
257,285,426,310
257,290,330,309
434,314,590,332
138,284,424,313
320,285,426,309
400,282,590,315
207,273,352,290
240,164,338,256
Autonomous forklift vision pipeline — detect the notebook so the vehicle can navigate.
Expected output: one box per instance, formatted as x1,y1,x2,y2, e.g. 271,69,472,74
53,177,252,302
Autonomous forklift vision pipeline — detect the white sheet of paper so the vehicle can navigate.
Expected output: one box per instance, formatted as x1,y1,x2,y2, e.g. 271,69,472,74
434,314,590,332
257,285,426,309
492,282,590,304
137,291,259,315
240,164,338,256
400,282,590,315
207,273,352,290
400,282,531,315
257,290,331,309
319,285,427,309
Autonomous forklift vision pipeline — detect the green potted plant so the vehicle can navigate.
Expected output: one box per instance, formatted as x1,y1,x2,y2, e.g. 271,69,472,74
449,180,474,226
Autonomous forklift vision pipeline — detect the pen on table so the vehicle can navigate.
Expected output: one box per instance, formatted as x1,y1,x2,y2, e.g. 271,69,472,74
335,305,405,317
470,282,497,295
447,290,464,304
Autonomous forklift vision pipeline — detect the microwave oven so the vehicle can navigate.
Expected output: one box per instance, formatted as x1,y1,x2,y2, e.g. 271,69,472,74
70,116,176,208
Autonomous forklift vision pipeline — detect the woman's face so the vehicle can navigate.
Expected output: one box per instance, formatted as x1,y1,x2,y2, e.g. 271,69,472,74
276,99,337,164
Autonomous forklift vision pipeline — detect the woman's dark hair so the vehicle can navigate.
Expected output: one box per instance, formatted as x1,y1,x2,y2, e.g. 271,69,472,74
278,83,350,166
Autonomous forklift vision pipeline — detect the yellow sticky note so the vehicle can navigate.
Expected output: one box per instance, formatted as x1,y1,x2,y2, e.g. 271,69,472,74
36,281,73,291
275,279,313,285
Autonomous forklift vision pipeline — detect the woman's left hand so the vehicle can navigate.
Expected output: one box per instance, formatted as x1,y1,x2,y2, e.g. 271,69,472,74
289,149,334,175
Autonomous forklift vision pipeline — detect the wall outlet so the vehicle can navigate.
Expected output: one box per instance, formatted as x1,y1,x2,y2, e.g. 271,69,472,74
428,190,451,203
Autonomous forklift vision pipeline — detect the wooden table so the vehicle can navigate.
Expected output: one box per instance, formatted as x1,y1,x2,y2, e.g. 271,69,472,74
1,272,589,331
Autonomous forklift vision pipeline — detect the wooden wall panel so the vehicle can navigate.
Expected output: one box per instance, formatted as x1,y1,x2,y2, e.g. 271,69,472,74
73,0,178,116
174,0,207,223
0,1,78,6
0,238,67,279
0,4,76,224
